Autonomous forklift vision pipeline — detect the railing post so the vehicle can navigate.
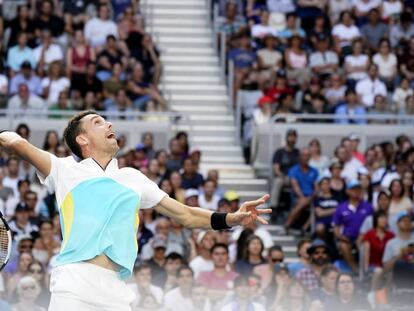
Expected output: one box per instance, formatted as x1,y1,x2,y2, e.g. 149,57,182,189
235,90,242,145
228,59,234,110
220,31,226,80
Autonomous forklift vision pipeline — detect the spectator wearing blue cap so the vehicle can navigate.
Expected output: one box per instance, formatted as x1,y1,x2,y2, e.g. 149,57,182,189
333,180,374,273
383,211,414,291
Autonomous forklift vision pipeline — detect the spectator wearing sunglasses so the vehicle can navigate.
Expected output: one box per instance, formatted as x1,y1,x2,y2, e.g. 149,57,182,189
27,261,49,308
253,245,285,291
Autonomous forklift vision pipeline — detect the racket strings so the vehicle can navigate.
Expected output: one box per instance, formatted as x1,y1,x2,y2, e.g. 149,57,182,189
0,222,10,264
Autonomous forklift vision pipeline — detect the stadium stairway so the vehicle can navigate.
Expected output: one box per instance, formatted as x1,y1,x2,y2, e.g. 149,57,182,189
148,0,300,262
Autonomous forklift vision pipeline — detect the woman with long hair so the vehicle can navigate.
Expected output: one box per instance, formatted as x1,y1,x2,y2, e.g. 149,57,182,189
32,221,61,266
308,139,330,176
42,130,60,155
235,235,266,275
358,170,373,204
284,35,310,86
362,210,394,297
402,171,414,200
159,179,175,200
169,171,185,204
326,273,369,310
27,261,50,308
329,160,347,202
7,252,34,300
389,179,413,217
7,4,35,49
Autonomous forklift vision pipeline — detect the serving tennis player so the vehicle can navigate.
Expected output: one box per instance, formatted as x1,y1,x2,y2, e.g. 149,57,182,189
0,111,270,310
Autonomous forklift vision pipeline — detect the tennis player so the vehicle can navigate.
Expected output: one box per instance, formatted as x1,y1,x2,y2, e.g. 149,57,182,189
0,111,270,310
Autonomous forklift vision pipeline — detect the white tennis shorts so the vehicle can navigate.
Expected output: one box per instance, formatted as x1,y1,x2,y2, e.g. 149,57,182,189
48,262,136,311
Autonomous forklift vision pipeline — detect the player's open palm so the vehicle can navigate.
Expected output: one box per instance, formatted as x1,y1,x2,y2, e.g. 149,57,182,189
230,194,271,226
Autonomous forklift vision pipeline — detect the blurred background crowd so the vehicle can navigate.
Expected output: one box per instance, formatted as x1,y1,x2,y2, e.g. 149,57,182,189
0,0,413,310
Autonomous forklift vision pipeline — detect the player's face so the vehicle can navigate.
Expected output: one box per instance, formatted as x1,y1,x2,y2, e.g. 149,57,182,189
80,114,119,157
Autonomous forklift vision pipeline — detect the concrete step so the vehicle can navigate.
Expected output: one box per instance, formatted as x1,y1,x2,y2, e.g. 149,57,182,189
193,136,236,146
163,47,216,56
165,84,226,95
148,0,206,9
150,27,211,36
185,115,234,126
202,155,245,164
152,18,209,28
161,56,219,66
158,36,212,47
171,93,227,101
220,178,269,191
197,145,242,157
162,75,222,84
164,65,219,76
153,8,207,16
200,162,254,172
172,105,228,114
173,125,236,138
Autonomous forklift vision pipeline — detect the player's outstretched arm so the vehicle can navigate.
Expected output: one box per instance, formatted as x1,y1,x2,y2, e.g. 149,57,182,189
155,194,271,229
0,131,51,177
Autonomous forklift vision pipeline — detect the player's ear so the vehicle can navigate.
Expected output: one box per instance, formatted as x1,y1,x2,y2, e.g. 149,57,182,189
76,134,88,147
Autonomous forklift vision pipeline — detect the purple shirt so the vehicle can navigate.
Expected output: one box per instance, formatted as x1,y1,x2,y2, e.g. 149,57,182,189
332,200,374,240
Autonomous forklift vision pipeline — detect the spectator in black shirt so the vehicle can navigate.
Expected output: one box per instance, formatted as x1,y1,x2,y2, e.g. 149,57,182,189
270,128,300,208
96,35,127,81
133,33,161,84
6,4,35,49
72,61,103,99
33,0,64,39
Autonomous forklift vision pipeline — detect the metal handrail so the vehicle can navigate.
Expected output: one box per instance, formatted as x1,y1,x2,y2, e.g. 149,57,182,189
270,113,414,122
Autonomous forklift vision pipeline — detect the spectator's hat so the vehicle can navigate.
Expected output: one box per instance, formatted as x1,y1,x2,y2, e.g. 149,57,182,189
152,234,167,249
21,61,32,69
307,239,328,255
135,143,146,151
258,96,273,108
286,128,297,137
196,230,208,244
185,188,199,199
348,133,360,141
346,180,361,189
274,262,289,273
189,146,201,155
15,203,30,213
397,211,411,223
224,190,239,201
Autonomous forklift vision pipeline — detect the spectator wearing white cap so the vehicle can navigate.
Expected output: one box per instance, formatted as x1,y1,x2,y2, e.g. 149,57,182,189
189,231,215,278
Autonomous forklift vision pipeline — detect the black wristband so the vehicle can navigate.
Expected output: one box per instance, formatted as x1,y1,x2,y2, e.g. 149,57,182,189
211,212,231,230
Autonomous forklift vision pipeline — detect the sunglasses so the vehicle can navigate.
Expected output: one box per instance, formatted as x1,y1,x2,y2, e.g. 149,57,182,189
271,258,284,263
22,285,36,290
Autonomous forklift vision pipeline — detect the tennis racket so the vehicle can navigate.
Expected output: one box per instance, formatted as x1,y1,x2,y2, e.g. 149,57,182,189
0,212,11,271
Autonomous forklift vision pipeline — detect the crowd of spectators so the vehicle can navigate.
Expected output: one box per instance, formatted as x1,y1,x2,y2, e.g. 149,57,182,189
0,0,167,116
220,0,414,125
269,127,414,310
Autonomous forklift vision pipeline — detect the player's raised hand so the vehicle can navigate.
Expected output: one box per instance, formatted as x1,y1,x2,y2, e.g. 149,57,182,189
227,194,271,226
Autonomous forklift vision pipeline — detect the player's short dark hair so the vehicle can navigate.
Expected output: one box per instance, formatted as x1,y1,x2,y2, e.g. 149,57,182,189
63,110,99,159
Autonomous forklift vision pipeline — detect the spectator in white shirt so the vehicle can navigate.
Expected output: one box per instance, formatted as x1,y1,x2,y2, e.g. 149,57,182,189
189,231,215,278
198,180,221,211
372,38,398,88
251,10,278,39
309,34,339,80
267,0,296,13
352,0,381,20
7,84,47,114
164,266,194,311
84,4,118,48
345,39,369,82
356,63,387,108
41,61,70,106
332,11,361,53
33,30,63,74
